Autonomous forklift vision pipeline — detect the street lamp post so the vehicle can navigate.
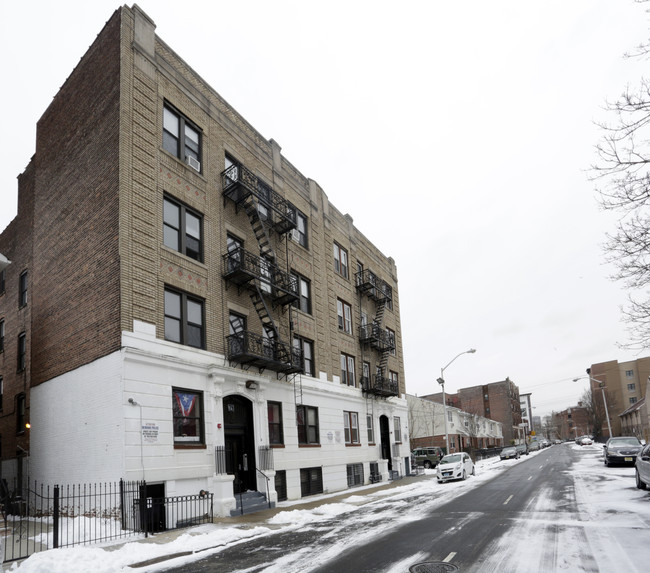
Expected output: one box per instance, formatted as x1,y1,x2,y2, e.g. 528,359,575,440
573,375,612,439
437,348,476,454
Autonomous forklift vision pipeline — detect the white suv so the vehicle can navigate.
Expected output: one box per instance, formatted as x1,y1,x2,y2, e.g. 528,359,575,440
636,443,650,490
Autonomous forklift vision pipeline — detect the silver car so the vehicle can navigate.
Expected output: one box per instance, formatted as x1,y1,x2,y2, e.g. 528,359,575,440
636,443,650,490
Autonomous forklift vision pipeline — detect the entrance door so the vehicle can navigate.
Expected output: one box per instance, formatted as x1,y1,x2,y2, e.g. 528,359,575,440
223,396,256,494
379,415,392,471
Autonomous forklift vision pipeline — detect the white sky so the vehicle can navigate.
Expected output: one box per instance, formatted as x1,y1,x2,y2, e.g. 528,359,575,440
1,1,649,417
8,444,650,572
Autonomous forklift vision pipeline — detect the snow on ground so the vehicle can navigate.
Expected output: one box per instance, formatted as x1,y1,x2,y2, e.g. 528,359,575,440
6,444,649,572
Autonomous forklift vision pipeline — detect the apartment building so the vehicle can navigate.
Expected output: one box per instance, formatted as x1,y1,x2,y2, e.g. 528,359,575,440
423,377,523,445
0,5,408,517
588,357,650,438
552,404,592,441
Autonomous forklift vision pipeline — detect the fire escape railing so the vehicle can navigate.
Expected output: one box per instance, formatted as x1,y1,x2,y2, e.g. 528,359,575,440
226,331,303,374
362,373,399,397
355,269,392,304
223,247,298,307
221,163,297,234
359,323,395,352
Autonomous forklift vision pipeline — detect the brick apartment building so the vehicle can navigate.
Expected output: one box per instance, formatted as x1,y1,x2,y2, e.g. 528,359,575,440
0,5,408,518
424,377,523,445
552,404,592,441
587,357,650,439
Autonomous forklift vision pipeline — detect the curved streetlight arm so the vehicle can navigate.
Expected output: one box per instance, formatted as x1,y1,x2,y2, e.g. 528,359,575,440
572,375,612,439
440,348,477,379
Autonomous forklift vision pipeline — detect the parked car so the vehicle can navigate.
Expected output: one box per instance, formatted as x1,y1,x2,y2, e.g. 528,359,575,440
412,447,444,469
515,443,529,456
635,443,650,490
554,439,562,445
579,436,593,446
541,439,551,448
500,446,519,460
529,441,541,451
603,436,643,467
436,452,475,483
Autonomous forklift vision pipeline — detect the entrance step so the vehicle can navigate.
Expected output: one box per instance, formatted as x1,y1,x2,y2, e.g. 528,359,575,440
231,491,275,516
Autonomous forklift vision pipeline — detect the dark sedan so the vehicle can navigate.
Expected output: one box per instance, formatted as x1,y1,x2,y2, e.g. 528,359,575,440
603,436,643,466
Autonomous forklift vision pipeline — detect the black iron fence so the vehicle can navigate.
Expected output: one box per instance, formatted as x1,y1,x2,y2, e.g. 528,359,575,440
0,479,213,564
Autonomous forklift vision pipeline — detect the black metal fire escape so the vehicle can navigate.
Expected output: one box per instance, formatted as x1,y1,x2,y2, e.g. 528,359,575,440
356,269,397,397
221,162,302,374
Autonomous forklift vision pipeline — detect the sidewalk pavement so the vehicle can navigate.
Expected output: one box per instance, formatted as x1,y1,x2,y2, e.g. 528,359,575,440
123,471,432,567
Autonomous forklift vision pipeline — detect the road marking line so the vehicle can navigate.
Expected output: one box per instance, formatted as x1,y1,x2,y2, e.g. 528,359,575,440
443,552,457,563
528,476,533,480
504,495,513,505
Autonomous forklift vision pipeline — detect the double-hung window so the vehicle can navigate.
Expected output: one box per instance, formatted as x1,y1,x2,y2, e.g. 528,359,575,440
172,388,204,445
628,383,636,391
297,405,319,445
291,209,308,248
164,288,205,349
387,328,396,355
291,272,311,314
19,271,27,308
17,333,26,372
0,319,4,353
389,370,399,390
341,353,356,387
163,103,201,171
163,196,203,261
16,394,26,434
333,243,348,278
337,299,352,334
367,414,374,443
394,416,402,442
0,269,5,294
293,335,314,376
268,401,284,445
344,411,359,444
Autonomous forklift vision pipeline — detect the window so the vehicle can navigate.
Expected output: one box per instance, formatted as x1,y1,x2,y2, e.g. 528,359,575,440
0,377,3,411
394,416,402,442
291,272,311,314
172,388,204,444
387,328,396,356
367,414,374,443
19,271,27,308
163,103,201,170
625,370,634,378
447,410,453,422
630,397,638,404
341,353,356,386
628,383,636,391
297,405,319,445
17,332,26,372
389,371,399,389
333,243,348,278
268,401,284,445
291,209,308,248
260,256,273,294
344,411,360,444
16,394,26,434
0,319,4,353
163,196,203,261
0,269,5,294
293,336,314,376
225,235,243,273
164,288,205,349
300,467,323,497
347,463,364,487
361,361,370,387
337,299,352,334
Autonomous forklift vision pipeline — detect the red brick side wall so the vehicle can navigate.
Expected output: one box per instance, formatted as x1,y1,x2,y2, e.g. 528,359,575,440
30,10,122,386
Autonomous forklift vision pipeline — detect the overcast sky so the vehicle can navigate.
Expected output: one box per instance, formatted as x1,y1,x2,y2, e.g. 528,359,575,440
1,1,649,418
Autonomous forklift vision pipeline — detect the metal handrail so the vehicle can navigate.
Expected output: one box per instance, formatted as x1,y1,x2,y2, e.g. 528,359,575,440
256,468,272,509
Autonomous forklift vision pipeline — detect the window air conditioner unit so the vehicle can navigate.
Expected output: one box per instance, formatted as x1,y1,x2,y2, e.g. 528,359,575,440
290,229,301,242
186,156,201,172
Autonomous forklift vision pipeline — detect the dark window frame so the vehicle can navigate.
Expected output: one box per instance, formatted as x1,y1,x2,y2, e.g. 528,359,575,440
341,352,356,387
163,195,204,262
172,387,205,446
19,271,27,308
164,287,205,349
268,401,284,446
16,393,26,435
17,332,26,372
333,243,349,279
162,102,202,171
337,298,352,334
291,209,308,248
297,405,320,445
344,411,360,444
293,335,314,376
0,269,5,294
291,271,312,314
0,319,4,353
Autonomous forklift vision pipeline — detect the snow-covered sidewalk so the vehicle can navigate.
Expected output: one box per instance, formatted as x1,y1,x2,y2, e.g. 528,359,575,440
6,444,648,572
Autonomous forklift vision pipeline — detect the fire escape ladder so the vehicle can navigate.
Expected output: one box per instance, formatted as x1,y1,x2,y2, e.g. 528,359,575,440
250,284,279,340
374,298,386,330
242,194,275,262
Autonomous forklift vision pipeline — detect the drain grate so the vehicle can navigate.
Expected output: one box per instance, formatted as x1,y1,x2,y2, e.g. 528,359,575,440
409,562,459,573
